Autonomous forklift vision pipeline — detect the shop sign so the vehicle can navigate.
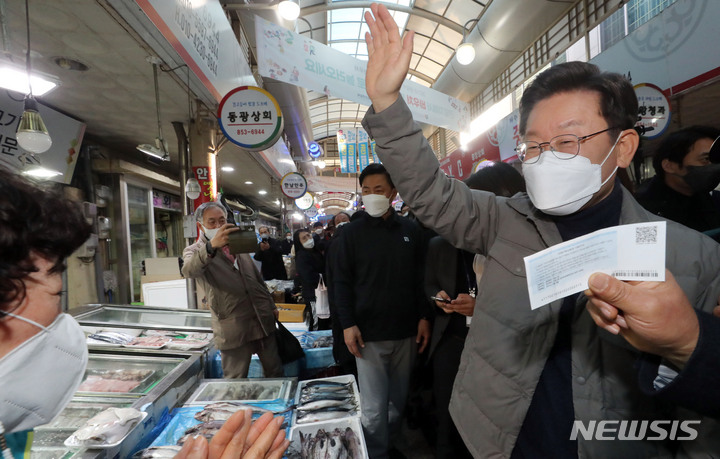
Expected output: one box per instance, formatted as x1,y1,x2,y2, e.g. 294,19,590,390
305,207,318,218
295,192,314,210
193,166,216,208
152,190,182,211
281,172,308,199
218,86,283,151
634,83,671,139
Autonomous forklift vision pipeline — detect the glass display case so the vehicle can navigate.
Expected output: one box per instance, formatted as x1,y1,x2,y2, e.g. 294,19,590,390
30,398,135,458
73,304,212,333
186,378,297,404
75,354,185,398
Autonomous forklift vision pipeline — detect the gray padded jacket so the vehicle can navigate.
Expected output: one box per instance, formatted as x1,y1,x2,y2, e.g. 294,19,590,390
363,98,720,458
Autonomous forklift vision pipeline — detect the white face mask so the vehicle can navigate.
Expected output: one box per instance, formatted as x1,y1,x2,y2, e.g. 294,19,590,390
0,312,88,433
336,221,348,228
286,236,292,242
302,238,315,249
522,134,620,216
314,229,323,235
363,194,390,217
202,224,219,240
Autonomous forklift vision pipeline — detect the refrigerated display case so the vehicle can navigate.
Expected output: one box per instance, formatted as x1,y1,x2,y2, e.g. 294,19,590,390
185,378,297,405
106,174,186,304
32,348,204,459
72,304,212,333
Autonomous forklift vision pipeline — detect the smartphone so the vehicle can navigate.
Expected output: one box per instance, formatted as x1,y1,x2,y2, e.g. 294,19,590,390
430,296,452,304
227,225,259,254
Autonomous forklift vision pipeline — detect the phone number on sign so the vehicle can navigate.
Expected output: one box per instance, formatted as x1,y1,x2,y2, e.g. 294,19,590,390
236,129,265,135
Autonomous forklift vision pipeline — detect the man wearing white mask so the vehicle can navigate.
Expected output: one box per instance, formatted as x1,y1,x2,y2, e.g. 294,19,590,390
0,168,91,457
361,4,720,457
182,202,283,379
333,163,431,459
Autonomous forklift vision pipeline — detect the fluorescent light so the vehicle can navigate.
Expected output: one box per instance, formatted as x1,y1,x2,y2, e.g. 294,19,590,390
278,0,300,20
456,42,475,65
274,199,280,206
221,166,234,172
460,94,513,149
244,181,253,185
292,212,304,221
23,167,61,178
0,61,60,96
258,190,268,195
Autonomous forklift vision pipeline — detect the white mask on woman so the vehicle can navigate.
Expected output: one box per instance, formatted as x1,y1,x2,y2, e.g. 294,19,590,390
362,194,390,217
0,312,88,433
522,134,620,216
302,238,315,249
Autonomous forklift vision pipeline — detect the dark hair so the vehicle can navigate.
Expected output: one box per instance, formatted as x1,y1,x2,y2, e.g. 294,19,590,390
519,62,637,141
0,168,91,312
332,212,350,226
651,126,720,179
464,162,526,197
293,228,312,252
359,163,395,189
312,221,324,228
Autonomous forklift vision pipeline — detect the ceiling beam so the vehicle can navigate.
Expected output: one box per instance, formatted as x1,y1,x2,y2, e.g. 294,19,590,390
223,2,465,34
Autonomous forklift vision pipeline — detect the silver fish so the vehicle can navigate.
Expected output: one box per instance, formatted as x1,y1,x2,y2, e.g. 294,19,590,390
132,446,182,458
295,409,355,424
297,399,356,411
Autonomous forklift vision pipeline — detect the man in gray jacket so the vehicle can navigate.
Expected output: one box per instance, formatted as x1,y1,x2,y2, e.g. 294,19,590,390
182,202,283,379
361,4,720,458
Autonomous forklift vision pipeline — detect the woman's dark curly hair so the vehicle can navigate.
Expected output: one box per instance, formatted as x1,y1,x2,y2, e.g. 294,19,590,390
0,167,91,313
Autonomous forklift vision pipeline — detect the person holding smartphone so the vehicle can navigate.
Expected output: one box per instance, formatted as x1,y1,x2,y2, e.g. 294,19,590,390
424,162,525,459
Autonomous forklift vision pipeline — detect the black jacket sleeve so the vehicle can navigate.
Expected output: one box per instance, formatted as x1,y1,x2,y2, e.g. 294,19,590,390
296,250,320,302
333,228,356,329
637,310,720,419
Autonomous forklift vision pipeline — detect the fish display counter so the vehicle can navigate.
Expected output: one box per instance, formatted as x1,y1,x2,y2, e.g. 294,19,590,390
30,350,205,458
134,376,369,459
74,304,219,377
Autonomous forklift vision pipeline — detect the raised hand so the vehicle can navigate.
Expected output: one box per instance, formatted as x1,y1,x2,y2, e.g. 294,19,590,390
364,3,414,112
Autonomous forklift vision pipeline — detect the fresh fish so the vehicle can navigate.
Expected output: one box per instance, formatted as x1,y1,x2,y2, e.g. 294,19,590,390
132,446,182,458
178,420,225,445
194,402,255,422
343,427,362,459
327,435,348,459
300,393,353,404
303,380,353,390
297,399,356,411
295,409,355,424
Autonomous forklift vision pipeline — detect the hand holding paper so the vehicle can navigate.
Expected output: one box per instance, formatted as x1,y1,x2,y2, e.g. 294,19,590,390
584,269,699,369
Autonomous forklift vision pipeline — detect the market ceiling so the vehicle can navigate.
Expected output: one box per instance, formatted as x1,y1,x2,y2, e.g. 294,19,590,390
3,0,719,216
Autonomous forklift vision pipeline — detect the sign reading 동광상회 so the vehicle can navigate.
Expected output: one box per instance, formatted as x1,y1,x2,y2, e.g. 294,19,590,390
281,172,308,199
218,86,283,151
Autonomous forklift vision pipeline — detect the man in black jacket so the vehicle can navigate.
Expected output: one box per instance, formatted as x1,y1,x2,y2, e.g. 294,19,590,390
333,163,431,459
253,226,287,280
636,126,720,235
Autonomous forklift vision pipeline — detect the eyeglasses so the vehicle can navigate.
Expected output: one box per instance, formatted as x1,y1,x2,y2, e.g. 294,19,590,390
515,127,619,164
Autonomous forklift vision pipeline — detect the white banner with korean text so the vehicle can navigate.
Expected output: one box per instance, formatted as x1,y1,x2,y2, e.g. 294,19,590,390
255,16,469,132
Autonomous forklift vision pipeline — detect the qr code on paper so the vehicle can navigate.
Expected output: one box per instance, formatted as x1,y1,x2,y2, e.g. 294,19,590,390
635,226,657,244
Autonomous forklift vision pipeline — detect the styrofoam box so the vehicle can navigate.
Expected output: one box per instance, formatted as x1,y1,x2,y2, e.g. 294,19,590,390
288,416,368,459
141,279,188,308
292,375,360,426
